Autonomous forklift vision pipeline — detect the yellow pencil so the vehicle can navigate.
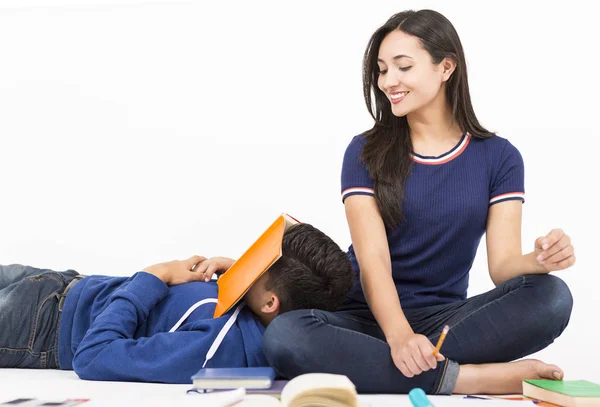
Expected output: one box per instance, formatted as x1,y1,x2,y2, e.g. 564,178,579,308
433,325,450,357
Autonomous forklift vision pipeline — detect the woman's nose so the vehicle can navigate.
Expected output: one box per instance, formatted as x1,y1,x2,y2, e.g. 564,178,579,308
382,70,401,90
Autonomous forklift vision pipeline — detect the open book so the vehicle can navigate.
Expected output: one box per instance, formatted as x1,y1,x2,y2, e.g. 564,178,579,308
522,380,600,407
242,373,359,407
213,213,299,318
189,372,359,407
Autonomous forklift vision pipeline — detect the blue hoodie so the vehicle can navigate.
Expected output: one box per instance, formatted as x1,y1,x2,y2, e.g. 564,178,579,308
58,271,268,383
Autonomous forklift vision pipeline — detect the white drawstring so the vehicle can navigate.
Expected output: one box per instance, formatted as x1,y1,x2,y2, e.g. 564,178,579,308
168,298,218,332
167,297,245,369
202,303,245,368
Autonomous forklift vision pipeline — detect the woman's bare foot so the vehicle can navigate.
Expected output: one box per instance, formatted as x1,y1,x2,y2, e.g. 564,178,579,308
453,359,564,395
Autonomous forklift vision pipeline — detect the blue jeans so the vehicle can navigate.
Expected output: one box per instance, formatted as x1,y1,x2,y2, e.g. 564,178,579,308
0,264,80,369
263,274,573,394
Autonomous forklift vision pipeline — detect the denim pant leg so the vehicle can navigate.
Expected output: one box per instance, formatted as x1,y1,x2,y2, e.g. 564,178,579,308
263,308,456,394
0,264,80,369
405,274,573,364
0,264,57,290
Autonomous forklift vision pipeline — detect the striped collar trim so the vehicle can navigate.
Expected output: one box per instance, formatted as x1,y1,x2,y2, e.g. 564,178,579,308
411,132,471,165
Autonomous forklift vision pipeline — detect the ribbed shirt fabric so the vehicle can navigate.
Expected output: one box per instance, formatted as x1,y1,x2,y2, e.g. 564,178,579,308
341,132,525,309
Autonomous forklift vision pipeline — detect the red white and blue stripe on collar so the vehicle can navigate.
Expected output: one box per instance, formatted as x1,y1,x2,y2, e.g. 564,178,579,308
411,132,471,165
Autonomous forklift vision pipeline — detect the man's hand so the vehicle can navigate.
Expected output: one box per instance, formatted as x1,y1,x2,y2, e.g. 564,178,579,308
389,333,445,378
193,257,236,282
143,255,207,286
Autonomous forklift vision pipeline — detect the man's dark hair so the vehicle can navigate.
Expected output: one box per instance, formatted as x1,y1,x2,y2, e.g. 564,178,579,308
265,223,354,313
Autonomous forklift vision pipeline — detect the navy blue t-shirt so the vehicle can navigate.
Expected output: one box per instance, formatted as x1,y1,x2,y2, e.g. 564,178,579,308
341,132,525,309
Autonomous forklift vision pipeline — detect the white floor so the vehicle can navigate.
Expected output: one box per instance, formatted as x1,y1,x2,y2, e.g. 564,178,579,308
0,369,537,407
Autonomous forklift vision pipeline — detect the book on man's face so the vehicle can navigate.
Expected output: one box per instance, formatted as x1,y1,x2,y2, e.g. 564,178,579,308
213,213,299,318
191,367,276,390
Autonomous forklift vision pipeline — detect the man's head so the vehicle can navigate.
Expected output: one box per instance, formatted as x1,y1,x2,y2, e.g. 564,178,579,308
243,223,354,325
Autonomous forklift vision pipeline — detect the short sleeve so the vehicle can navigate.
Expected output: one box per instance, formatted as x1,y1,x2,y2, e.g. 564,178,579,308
489,139,525,206
341,135,375,203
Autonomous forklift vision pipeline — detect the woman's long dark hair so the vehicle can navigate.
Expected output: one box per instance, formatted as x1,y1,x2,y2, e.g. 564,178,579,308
362,9,493,228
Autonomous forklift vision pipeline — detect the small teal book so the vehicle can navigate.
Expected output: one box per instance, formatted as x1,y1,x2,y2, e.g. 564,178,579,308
191,367,276,390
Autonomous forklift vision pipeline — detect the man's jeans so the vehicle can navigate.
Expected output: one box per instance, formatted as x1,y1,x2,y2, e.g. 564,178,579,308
0,264,80,369
263,274,573,394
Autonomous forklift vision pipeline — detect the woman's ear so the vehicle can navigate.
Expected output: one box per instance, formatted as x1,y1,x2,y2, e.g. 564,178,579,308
441,57,457,82
261,293,280,314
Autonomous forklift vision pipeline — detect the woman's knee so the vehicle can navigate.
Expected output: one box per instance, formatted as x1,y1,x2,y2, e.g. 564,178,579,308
526,274,573,330
263,309,317,376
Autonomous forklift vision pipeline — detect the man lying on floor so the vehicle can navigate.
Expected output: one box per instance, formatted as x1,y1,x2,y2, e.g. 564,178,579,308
0,223,353,383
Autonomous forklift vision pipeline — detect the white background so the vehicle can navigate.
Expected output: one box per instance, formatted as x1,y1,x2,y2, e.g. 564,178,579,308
1,0,598,383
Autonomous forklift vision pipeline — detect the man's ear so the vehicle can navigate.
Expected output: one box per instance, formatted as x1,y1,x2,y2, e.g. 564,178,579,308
441,57,457,82
261,293,280,314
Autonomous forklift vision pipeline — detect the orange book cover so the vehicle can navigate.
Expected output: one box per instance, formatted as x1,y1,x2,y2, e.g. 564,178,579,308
213,213,300,318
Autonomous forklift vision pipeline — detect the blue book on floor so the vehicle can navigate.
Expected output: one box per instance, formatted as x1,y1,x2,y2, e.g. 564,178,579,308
191,367,276,390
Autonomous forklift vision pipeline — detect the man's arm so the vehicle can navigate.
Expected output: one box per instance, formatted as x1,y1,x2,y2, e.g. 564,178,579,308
72,271,237,383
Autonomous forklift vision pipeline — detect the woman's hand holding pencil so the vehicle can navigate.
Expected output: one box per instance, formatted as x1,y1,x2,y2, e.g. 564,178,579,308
389,325,449,378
